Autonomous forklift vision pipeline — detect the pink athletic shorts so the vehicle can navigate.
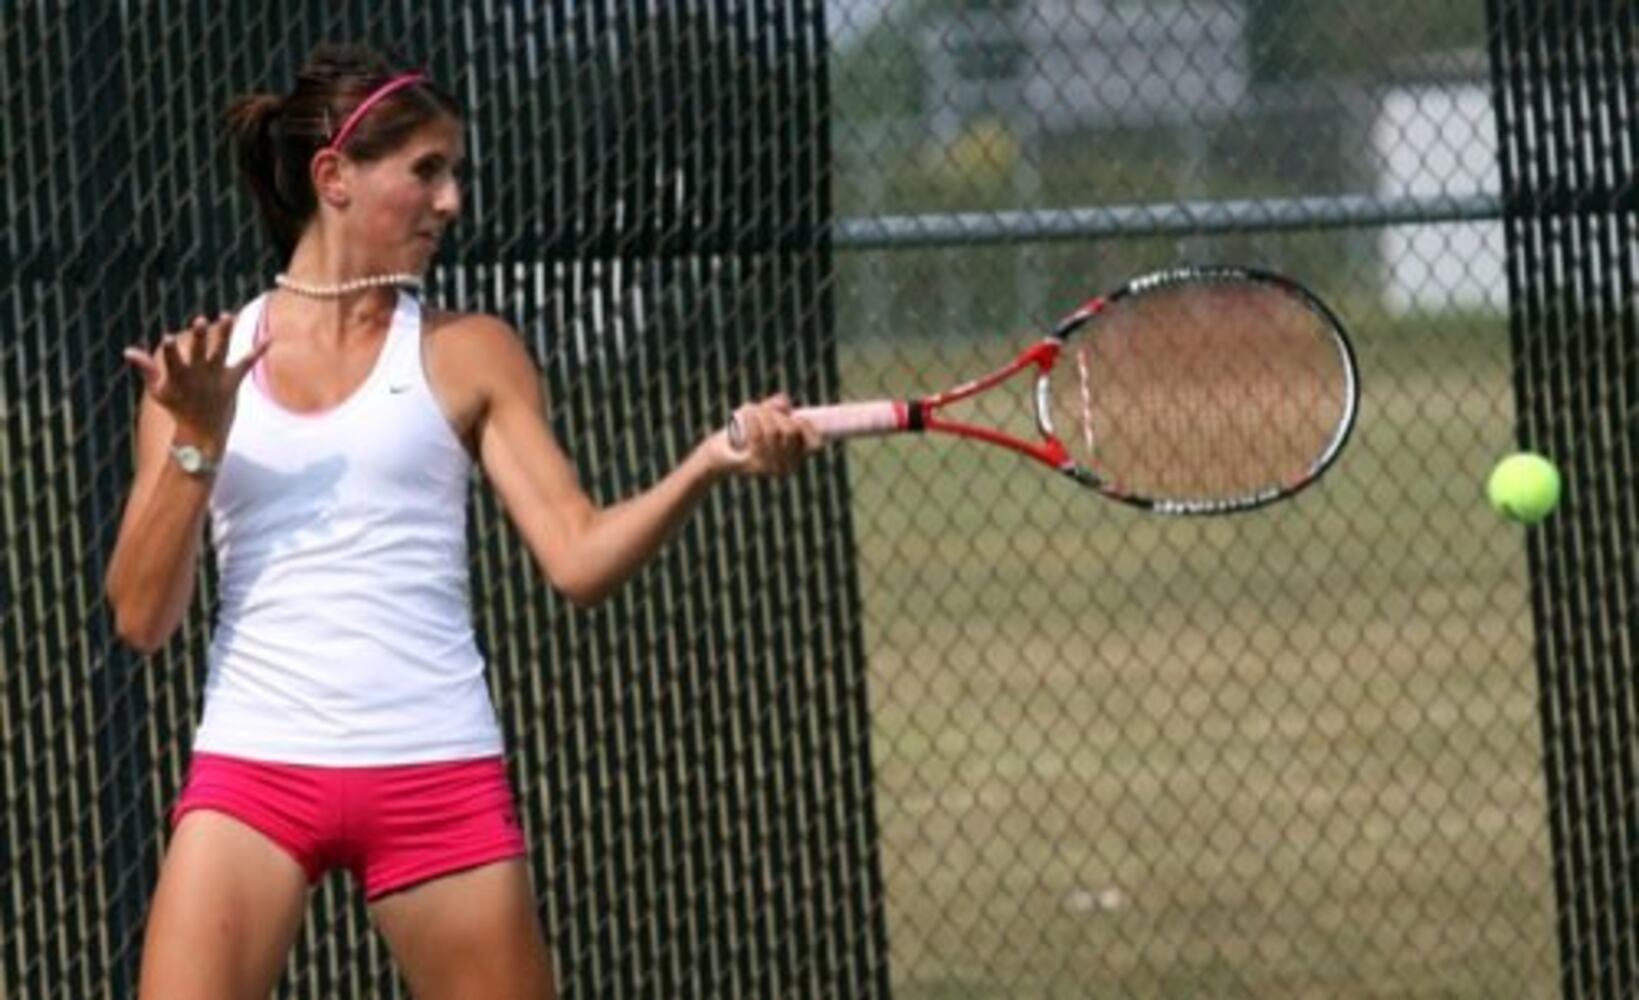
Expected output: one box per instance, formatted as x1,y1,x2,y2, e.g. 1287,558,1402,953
172,752,527,900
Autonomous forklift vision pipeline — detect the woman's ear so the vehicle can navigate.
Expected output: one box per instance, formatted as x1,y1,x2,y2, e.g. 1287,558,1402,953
310,149,350,209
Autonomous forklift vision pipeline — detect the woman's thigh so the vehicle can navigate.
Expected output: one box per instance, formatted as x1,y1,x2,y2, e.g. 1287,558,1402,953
370,858,554,1000
139,810,310,1000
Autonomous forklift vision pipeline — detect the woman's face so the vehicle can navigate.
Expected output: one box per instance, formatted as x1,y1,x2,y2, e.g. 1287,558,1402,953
338,115,465,273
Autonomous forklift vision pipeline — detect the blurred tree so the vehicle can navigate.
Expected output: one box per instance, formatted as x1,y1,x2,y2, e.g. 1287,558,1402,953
1246,0,1487,82
831,0,1023,123
832,25,922,122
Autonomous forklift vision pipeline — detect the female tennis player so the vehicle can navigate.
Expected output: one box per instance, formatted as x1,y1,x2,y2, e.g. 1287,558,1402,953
103,44,817,1000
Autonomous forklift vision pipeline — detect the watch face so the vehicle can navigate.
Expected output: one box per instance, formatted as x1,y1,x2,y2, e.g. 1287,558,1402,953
173,445,208,474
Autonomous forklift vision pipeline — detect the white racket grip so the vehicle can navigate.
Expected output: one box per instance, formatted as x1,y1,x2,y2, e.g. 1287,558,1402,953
727,400,906,450
796,401,906,441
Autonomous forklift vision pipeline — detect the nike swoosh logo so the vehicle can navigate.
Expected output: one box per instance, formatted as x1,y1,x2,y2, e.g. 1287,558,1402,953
388,384,412,394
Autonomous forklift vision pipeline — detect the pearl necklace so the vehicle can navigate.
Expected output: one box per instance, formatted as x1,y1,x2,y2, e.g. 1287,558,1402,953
274,272,423,299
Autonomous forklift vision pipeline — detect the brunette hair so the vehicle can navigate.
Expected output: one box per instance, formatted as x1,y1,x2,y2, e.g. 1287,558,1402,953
223,44,461,260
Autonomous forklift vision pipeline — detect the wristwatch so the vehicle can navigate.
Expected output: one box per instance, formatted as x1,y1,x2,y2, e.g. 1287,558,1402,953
169,443,219,478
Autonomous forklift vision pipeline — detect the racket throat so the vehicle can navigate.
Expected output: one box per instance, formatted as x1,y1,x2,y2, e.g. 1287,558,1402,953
905,400,927,432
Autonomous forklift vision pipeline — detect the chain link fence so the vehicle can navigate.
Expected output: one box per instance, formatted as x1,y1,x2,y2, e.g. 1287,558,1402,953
6,1,1631,997
828,1,1557,997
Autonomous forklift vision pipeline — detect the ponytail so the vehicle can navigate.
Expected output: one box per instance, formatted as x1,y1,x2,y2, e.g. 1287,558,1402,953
223,93,311,262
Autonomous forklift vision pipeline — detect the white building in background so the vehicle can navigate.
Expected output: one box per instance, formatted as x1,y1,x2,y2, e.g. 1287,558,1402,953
921,0,1249,142
1373,84,1507,314
1020,0,1248,132
904,1,1505,315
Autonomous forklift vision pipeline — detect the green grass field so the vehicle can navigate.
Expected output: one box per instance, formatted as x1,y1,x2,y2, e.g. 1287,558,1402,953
837,309,1557,997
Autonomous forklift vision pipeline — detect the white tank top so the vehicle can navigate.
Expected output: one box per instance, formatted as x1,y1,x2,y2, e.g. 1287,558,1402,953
193,291,503,765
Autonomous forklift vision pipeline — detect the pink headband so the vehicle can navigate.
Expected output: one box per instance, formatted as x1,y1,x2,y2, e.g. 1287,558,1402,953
326,71,427,151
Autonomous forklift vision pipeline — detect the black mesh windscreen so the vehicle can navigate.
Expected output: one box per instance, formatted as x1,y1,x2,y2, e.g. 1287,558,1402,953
1488,3,1639,996
2,4,888,998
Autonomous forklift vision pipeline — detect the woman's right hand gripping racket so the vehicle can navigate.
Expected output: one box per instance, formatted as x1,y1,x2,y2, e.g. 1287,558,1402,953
732,266,1359,515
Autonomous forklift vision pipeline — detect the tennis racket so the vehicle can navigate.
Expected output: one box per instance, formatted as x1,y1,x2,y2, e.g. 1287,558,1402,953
732,265,1359,515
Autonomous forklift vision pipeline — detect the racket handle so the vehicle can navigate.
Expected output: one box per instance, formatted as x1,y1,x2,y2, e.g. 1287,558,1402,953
727,400,906,449
795,402,906,440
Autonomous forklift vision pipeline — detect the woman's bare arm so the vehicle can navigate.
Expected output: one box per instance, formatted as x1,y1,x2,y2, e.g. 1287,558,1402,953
105,315,266,651
446,316,815,606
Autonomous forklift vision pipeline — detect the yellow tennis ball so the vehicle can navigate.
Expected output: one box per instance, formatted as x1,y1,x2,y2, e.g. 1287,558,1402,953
1487,452,1561,524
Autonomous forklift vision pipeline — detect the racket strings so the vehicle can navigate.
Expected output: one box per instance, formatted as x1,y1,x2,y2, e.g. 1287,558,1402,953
1075,345,1096,460
1052,284,1350,501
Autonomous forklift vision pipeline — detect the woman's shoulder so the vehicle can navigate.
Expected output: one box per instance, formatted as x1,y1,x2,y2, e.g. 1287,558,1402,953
423,304,518,341
422,306,533,363
420,305,540,407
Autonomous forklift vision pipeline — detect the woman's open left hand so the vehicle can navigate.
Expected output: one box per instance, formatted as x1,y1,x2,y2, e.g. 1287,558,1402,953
123,312,268,441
